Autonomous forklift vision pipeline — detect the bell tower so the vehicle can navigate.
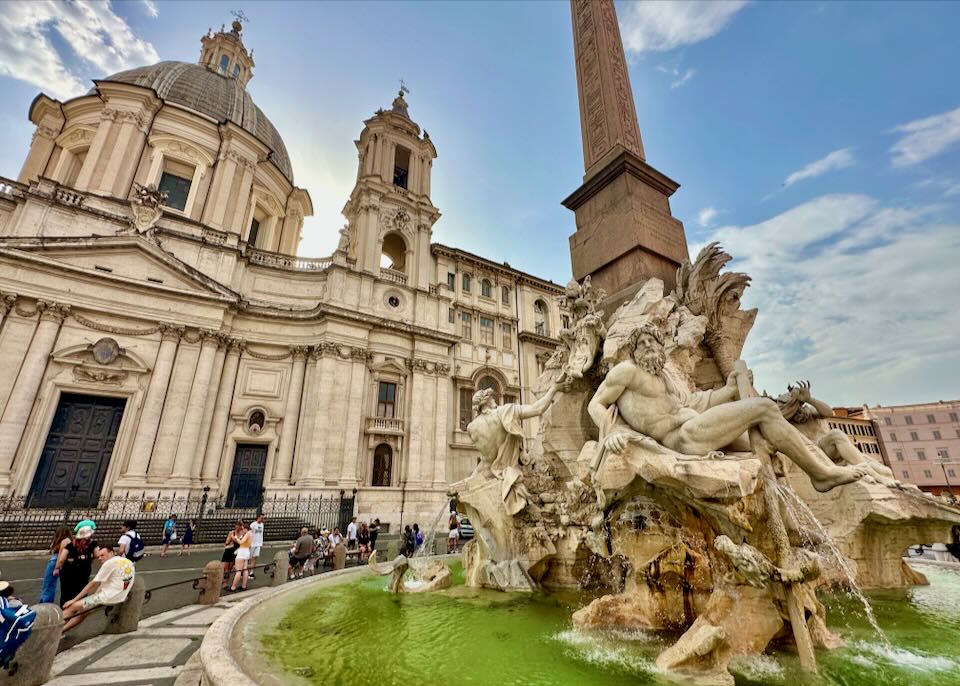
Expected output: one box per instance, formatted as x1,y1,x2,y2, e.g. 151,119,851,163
199,18,255,87
340,90,440,290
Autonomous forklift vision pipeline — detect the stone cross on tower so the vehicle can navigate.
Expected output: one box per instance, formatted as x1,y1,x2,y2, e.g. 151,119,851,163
563,0,689,305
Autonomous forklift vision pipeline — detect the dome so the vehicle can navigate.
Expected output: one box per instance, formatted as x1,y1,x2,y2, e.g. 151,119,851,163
94,61,294,183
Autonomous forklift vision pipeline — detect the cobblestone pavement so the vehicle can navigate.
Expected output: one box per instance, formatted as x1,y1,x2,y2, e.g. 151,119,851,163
46,588,264,686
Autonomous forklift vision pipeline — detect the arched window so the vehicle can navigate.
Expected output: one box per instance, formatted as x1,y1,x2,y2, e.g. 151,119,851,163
477,375,501,404
218,54,229,75
232,64,240,78
501,285,510,306
372,444,393,487
534,300,548,336
481,279,492,298
380,232,407,272
393,146,411,189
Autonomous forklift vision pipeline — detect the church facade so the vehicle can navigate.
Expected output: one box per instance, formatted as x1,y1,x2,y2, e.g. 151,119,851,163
0,21,566,526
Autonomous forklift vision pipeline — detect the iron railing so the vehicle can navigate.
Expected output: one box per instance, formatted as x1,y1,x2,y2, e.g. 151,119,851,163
0,491,356,551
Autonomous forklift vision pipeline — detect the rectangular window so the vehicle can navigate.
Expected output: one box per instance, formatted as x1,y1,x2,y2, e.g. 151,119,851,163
377,381,397,418
502,286,510,305
481,280,492,298
884,417,892,425
158,171,192,211
939,449,950,460
905,415,914,425
459,387,473,430
950,412,958,422
248,217,261,248
501,323,512,350
461,312,472,339
927,414,936,423
910,431,919,441
917,449,926,460
889,432,897,441
949,469,957,478
896,451,904,461
933,430,942,440
561,315,570,329
479,317,494,345
902,470,909,478
448,308,455,324
462,274,471,293
446,272,455,289
923,469,933,478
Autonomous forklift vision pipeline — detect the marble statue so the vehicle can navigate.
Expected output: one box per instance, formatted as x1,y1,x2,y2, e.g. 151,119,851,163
588,325,870,493
452,242,960,686
368,552,451,593
129,182,168,233
774,380,902,488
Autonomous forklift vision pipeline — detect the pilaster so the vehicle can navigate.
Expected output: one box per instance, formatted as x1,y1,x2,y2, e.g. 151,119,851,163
200,338,244,487
273,346,308,484
170,330,220,483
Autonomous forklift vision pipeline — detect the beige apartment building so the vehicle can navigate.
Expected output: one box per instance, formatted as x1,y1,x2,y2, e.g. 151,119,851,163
824,407,884,463
0,21,566,526
864,400,960,497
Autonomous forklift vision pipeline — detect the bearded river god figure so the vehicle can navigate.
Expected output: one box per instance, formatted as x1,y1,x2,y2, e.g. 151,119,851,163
451,244,960,686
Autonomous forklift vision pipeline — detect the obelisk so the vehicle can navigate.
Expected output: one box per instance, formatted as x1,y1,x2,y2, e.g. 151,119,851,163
563,0,689,303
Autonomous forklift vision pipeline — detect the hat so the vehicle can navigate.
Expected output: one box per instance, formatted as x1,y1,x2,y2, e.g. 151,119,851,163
74,519,96,538
0,581,9,593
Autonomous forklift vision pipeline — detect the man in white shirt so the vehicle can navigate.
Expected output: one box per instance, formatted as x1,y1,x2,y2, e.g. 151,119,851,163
346,516,358,550
62,546,135,631
249,514,265,578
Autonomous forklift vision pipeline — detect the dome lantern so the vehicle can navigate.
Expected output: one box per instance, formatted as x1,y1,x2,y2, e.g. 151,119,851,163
199,14,255,88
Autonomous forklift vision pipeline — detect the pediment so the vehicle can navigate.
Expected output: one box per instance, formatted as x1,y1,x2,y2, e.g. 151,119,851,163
0,236,237,300
369,357,409,376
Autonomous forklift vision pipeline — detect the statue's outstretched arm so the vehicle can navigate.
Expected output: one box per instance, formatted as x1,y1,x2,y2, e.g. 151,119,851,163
588,364,630,430
517,376,568,420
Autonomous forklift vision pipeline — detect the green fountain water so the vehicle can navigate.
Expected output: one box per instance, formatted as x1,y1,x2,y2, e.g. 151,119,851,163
261,561,960,686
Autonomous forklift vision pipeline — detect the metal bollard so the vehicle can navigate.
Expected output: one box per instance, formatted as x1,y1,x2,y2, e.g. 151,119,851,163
271,550,289,586
105,575,144,634
197,560,224,605
0,604,61,686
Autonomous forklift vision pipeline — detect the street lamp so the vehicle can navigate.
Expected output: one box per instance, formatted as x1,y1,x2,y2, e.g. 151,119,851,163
938,457,958,504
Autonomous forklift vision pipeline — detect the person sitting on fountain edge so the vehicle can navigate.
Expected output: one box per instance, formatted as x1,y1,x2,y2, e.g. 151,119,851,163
587,324,870,493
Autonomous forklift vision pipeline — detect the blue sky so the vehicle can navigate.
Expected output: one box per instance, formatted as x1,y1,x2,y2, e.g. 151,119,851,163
0,1,958,407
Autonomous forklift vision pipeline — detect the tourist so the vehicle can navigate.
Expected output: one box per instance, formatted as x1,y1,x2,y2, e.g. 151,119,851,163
290,527,314,579
328,527,343,551
39,526,71,603
56,520,98,608
221,521,243,586
402,525,414,556
358,523,371,561
248,514,264,577
413,523,424,552
61,546,135,632
369,519,380,552
0,581,35,668
228,521,253,593
346,516,358,551
117,520,145,563
180,519,196,556
447,512,460,554
160,513,178,558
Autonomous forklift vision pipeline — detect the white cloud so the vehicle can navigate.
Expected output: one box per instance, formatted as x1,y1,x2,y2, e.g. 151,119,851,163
620,1,749,54
142,0,159,19
657,64,696,88
783,148,855,187
0,1,158,101
697,206,718,227
698,194,960,405
890,106,960,167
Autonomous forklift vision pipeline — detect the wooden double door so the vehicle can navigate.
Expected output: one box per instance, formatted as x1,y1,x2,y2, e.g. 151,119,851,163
28,393,126,507
225,443,267,508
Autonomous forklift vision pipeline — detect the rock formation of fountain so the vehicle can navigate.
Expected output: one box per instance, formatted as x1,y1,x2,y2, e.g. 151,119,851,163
450,243,960,686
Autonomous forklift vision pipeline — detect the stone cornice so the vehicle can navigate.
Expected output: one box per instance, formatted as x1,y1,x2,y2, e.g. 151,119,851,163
431,243,565,295
518,330,560,347
561,149,680,211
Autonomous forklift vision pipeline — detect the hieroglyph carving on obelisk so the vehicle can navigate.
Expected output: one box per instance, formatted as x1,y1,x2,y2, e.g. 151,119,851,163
572,0,645,176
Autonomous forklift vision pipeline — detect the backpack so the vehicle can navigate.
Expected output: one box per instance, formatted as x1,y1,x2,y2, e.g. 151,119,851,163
124,532,145,561
415,531,424,546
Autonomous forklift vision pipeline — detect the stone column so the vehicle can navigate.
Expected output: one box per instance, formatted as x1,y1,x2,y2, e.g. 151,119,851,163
0,301,69,477
75,108,116,192
200,338,243,485
403,362,428,487
301,346,337,487
339,351,369,487
17,122,60,184
124,324,182,479
190,338,227,480
291,347,319,483
0,303,36,418
432,368,450,486
149,335,201,480
170,330,220,483
273,346,308,484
